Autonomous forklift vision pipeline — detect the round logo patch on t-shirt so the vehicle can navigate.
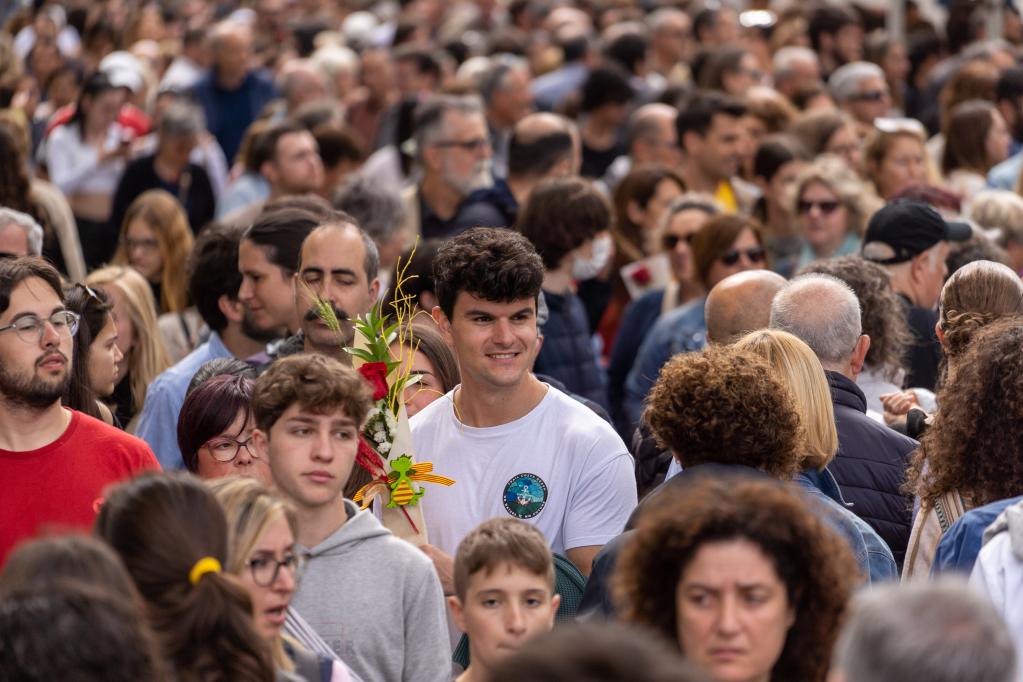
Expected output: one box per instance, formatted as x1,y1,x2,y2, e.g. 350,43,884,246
503,473,548,519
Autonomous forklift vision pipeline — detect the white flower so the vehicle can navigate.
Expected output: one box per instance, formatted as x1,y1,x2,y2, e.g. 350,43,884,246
378,442,391,454
373,430,386,443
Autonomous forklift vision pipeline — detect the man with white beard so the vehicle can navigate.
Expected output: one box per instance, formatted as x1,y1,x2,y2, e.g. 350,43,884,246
400,95,511,240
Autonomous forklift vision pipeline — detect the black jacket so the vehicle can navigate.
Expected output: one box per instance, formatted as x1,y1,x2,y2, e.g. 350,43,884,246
534,289,609,410
827,371,918,568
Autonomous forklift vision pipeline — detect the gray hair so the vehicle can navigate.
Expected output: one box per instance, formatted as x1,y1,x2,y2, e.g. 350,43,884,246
626,103,677,148
770,273,862,365
332,174,407,245
159,100,206,137
773,46,819,79
829,61,886,102
412,94,485,162
0,208,43,256
647,7,688,32
833,580,1016,682
478,54,529,103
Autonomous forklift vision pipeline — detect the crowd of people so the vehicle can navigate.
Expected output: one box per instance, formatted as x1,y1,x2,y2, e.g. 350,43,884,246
4,0,1023,680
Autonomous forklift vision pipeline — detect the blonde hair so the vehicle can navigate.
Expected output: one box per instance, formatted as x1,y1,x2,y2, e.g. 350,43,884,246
734,329,839,470
113,190,194,314
970,190,1023,246
86,265,171,415
790,154,882,238
862,128,939,197
207,477,300,672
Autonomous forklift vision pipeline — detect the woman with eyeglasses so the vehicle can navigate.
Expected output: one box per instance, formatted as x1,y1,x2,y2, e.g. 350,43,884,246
62,283,124,425
209,476,359,682
864,118,933,199
177,373,272,485
791,155,882,269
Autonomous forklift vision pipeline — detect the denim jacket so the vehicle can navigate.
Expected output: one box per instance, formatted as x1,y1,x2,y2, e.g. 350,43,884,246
795,467,898,585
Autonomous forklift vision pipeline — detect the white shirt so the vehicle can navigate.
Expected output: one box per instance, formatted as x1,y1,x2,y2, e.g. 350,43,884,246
45,123,126,196
410,384,637,558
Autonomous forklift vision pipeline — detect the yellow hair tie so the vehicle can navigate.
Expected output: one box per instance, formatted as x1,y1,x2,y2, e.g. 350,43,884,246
189,557,222,585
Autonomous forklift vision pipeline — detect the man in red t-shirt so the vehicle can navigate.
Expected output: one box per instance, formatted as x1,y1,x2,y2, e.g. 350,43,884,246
0,258,159,566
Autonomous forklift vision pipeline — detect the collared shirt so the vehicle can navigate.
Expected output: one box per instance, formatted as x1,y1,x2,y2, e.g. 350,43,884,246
135,332,233,470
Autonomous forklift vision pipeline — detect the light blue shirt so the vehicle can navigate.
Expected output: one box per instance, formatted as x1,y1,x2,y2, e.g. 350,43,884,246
988,150,1023,191
135,332,233,470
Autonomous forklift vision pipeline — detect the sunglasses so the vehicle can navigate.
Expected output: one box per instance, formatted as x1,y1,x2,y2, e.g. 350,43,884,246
874,117,927,137
798,199,841,215
662,233,696,250
720,246,766,266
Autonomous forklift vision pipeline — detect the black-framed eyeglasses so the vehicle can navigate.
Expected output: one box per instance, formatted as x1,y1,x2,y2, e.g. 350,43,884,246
247,552,305,587
0,310,80,344
201,436,258,463
434,138,489,153
797,199,841,215
663,233,696,250
720,246,766,266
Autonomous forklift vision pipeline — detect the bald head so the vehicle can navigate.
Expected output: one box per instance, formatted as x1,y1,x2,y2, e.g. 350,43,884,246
770,273,863,370
705,270,788,345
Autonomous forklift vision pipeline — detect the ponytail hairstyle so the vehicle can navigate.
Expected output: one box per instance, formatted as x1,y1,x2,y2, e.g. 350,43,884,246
95,473,275,682
938,259,1023,361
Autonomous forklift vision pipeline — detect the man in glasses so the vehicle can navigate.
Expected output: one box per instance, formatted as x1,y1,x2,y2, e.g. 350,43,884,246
0,209,44,261
0,257,158,565
830,62,892,134
401,94,509,240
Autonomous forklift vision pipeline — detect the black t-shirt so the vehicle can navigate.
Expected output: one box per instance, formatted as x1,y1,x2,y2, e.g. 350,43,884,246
110,154,217,235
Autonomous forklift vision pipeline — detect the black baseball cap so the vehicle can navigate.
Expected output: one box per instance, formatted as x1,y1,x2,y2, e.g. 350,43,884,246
861,201,972,264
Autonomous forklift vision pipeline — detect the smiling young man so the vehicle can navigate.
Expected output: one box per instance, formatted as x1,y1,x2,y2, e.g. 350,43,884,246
252,353,450,682
0,257,157,565
412,228,637,587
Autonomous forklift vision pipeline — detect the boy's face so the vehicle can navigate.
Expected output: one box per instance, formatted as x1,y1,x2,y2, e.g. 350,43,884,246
254,403,360,512
448,562,560,672
433,292,540,393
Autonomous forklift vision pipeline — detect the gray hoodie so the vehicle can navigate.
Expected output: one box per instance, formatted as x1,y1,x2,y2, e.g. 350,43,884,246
291,500,451,682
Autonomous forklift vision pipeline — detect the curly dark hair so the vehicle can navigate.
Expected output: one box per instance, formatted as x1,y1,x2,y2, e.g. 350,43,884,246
645,346,803,479
907,316,1023,507
797,256,911,382
615,477,856,682
433,227,544,320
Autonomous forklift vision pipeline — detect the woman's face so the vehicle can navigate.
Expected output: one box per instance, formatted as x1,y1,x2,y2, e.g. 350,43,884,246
765,160,806,212
395,346,446,417
986,110,1012,168
636,179,685,245
676,539,795,682
85,89,125,131
239,515,299,643
196,408,272,484
125,218,163,283
874,135,927,199
825,124,863,172
664,209,712,284
883,43,910,85
705,228,766,289
96,283,136,383
798,181,849,254
87,313,123,398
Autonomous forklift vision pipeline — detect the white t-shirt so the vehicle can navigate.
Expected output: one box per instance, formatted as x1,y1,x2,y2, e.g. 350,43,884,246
410,384,638,558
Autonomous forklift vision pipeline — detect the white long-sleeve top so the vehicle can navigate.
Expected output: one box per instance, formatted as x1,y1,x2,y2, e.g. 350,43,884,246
45,123,127,197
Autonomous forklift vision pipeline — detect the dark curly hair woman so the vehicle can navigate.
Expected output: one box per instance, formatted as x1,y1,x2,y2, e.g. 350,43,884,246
903,316,1023,579
615,476,856,682
797,255,913,414
645,345,803,480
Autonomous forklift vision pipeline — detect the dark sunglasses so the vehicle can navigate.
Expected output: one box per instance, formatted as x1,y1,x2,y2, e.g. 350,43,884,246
662,233,696,250
720,246,766,266
797,199,841,215
850,90,887,102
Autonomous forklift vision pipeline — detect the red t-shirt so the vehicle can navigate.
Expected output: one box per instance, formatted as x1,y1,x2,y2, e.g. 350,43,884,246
0,409,160,566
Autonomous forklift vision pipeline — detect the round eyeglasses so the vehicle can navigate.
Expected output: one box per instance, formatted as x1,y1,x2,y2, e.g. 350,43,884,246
0,311,80,344
247,552,306,587
201,436,258,463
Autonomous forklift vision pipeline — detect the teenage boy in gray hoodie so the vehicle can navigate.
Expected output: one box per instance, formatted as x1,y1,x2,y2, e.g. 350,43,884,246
252,353,452,682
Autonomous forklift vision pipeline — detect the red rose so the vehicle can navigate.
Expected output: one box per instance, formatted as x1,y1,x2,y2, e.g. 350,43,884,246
358,361,390,400
631,265,651,286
